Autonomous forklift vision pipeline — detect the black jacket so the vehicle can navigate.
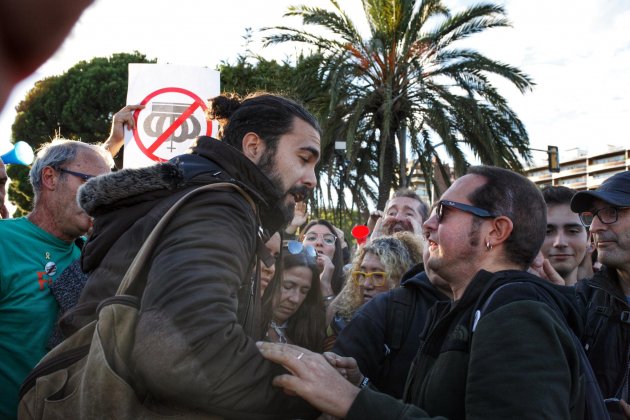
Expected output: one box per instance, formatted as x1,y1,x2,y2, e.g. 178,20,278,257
347,270,586,419
577,267,630,403
333,265,449,398
66,137,315,419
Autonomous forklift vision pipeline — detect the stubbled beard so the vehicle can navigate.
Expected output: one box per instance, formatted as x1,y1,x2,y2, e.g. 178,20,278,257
257,150,306,222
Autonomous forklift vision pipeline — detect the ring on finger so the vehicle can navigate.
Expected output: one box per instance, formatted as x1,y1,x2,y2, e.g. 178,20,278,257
296,352,304,360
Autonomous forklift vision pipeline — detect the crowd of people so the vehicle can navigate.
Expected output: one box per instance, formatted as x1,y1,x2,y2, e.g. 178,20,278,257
1,4,625,419
0,91,629,420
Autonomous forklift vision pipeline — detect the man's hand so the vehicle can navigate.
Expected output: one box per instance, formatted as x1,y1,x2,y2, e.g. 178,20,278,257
323,352,363,386
366,210,383,236
257,342,360,418
528,252,565,285
370,215,386,240
103,104,145,157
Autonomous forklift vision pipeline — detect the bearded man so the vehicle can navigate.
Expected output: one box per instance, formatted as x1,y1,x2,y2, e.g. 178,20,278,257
63,93,321,419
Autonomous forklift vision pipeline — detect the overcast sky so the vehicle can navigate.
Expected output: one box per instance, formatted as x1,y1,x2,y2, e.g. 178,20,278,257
1,0,629,167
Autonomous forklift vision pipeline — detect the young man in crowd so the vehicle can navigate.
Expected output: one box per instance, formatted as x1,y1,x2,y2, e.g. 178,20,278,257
541,186,591,286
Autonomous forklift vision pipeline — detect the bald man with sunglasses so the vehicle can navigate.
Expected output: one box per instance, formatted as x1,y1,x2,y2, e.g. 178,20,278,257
258,166,591,419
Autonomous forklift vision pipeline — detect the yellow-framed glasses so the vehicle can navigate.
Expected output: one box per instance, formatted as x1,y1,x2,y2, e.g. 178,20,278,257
352,271,387,287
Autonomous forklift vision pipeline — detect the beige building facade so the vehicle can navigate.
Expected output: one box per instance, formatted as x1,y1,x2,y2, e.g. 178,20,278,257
525,147,629,190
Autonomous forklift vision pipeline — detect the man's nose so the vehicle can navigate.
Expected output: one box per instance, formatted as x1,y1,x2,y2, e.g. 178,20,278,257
423,213,438,231
303,167,317,189
394,213,406,222
553,232,568,247
590,216,606,233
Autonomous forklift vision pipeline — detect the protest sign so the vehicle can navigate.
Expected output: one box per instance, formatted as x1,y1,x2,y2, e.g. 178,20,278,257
124,64,219,168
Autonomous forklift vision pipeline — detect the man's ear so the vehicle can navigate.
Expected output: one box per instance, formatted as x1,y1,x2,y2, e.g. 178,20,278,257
486,216,513,248
242,132,266,164
40,166,58,191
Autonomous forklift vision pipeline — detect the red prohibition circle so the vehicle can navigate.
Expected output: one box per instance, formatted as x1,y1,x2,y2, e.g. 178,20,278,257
133,87,212,162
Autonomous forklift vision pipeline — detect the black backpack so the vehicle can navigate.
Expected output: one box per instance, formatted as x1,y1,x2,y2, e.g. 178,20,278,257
473,281,610,420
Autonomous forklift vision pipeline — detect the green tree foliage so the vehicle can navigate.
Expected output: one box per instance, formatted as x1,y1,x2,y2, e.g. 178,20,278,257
7,52,155,215
264,0,535,209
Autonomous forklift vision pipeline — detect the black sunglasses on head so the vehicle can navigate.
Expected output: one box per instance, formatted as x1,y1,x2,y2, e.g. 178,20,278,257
436,200,498,222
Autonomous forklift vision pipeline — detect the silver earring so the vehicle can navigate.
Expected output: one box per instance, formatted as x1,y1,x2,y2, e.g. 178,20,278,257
486,241,493,251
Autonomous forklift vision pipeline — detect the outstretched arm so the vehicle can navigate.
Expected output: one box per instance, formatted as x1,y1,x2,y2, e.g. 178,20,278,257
257,342,360,418
102,104,145,157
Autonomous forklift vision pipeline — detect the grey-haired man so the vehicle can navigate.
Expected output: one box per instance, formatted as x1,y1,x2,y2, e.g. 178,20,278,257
0,140,112,419
571,170,630,418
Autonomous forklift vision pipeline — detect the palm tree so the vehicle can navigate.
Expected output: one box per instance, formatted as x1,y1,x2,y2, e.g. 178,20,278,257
264,0,534,210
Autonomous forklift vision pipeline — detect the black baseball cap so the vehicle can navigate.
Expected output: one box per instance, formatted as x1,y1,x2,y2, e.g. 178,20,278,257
571,170,630,212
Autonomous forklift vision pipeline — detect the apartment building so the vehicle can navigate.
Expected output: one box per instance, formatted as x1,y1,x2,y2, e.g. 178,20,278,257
525,146,629,191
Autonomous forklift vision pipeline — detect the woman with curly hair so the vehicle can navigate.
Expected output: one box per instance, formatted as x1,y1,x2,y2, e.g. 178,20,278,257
324,232,423,350
262,243,326,352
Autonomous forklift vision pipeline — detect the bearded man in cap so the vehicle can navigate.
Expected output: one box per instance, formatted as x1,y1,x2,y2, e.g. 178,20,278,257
571,170,630,418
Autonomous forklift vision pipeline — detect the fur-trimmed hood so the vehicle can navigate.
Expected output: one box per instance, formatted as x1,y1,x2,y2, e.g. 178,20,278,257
79,162,185,216
78,137,290,233
78,137,292,276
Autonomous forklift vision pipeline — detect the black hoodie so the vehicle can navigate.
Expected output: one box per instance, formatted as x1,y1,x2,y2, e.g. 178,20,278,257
333,264,450,398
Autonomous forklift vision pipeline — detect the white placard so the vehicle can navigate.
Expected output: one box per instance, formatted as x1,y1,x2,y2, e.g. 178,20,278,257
124,64,220,168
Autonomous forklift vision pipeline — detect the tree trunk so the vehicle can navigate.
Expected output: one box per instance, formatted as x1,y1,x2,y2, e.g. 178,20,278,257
397,125,408,187
377,131,397,210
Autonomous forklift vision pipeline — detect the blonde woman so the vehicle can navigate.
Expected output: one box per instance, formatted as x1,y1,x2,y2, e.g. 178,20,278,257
324,232,423,350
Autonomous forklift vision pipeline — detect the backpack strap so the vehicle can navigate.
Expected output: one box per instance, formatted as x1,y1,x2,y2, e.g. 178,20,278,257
116,182,256,296
381,285,417,383
386,286,416,352
472,281,610,420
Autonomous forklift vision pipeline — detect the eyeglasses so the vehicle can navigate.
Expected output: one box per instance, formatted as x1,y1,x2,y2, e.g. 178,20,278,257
286,240,317,258
436,200,498,223
58,168,95,182
303,232,337,245
352,271,388,287
579,207,629,227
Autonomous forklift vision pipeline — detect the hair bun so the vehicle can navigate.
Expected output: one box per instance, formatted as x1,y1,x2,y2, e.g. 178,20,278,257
207,93,242,120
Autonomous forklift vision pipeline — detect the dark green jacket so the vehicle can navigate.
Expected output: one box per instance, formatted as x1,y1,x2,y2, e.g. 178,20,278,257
347,269,585,420
68,137,315,419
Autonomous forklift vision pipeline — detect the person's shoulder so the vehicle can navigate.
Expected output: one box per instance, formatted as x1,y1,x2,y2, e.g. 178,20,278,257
483,274,561,312
356,290,390,319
